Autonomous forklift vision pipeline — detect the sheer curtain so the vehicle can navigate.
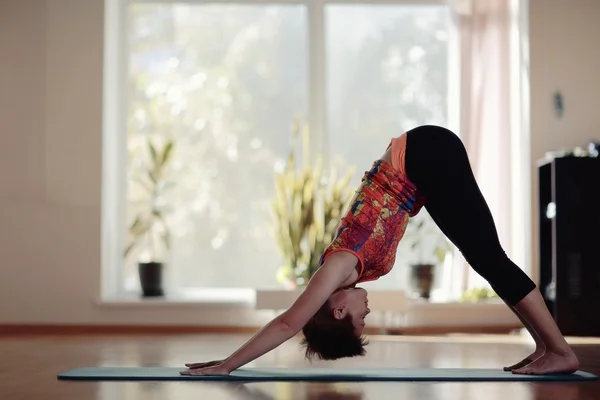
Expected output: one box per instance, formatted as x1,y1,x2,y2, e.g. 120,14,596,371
445,0,528,298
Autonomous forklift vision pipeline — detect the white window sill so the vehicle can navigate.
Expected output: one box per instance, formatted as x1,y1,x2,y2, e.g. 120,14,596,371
95,288,256,309
95,288,505,310
255,288,505,310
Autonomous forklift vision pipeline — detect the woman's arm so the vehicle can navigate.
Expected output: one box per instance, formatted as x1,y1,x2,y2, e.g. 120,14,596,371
181,253,356,375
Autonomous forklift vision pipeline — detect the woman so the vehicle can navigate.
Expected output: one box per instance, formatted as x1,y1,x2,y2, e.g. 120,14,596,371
181,125,579,376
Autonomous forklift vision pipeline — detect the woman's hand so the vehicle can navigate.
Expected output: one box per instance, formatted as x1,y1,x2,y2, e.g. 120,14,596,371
184,359,224,370
180,360,231,376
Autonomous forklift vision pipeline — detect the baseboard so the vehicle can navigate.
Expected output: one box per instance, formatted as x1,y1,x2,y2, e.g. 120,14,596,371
387,324,522,335
0,324,258,335
0,324,521,336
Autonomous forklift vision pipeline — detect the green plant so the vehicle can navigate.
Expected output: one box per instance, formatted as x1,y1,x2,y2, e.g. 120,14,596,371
460,287,499,302
272,121,356,287
124,138,175,262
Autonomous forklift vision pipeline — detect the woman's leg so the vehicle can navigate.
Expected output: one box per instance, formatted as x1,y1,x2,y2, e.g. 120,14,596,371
404,125,579,375
414,205,547,371
413,195,547,371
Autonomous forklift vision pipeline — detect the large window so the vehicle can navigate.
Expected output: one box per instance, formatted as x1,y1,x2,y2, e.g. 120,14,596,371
117,0,455,294
326,5,450,175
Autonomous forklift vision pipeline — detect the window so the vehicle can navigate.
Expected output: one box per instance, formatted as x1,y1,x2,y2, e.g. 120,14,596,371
108,0,457,296
326,5,450,175
125,3,308,292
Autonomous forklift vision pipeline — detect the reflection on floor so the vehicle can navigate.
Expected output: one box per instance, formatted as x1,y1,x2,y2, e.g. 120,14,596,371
1,333,598,399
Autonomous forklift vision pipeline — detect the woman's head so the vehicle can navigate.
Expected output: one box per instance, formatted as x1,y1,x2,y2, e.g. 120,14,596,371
300,287,371,360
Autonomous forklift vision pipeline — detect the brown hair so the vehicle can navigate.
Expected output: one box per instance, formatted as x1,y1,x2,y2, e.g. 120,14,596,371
300,299,368,360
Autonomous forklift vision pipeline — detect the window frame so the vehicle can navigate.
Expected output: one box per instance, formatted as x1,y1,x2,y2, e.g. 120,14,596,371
101,0,458,301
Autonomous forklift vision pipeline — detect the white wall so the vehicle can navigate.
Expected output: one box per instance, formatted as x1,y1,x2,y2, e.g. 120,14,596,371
0,0,267,326
528,0,600,283
0,0,599,326
0,0,53,322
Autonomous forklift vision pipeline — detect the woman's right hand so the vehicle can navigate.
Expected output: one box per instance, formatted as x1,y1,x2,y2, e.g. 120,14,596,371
180,360,231,376
184,359,225,370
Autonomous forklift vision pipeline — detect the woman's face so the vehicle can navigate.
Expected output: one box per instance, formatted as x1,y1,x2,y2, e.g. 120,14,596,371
329,287,371,334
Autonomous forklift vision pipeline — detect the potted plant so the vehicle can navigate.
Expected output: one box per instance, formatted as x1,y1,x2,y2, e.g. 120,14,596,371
460,287,499,302
404,211,453,300
272,121,356,288
124,138,175,297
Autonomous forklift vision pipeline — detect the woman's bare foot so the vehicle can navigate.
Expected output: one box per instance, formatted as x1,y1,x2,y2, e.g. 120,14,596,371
500,299,546,371
504,357,533,372
509,288,580,375
503,348,545,371
512,350,579,375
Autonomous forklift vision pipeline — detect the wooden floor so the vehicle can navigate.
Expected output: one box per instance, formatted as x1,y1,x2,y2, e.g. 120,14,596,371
1,333,599,399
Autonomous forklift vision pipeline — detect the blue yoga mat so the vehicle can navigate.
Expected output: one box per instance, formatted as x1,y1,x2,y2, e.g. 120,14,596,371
57,367,597,382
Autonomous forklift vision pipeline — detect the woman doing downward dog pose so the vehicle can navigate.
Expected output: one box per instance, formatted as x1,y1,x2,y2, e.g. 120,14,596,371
181,125,579,376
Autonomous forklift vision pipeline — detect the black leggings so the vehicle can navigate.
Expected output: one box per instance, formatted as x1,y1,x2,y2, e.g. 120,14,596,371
404,125,536,306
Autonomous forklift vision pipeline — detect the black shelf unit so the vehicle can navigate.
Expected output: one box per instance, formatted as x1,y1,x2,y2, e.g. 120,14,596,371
538,155,600,336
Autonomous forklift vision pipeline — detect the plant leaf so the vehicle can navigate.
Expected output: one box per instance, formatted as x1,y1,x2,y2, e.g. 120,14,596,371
161,230,171,251
161,140,174,167
148,140,158,164
134,177,153,193
434,248,447,263
147,170,158,184
123,241,136,258
156,212,170,251
129,216,151,237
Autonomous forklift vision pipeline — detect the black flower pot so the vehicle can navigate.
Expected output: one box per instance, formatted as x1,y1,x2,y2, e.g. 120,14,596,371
138,262,164,297
410,263,435,300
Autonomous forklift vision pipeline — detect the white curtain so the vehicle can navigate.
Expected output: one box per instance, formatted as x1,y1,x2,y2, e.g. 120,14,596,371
445,0,527,298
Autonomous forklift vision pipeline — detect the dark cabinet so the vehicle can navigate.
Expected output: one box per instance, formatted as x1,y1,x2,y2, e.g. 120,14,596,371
538,156,600,336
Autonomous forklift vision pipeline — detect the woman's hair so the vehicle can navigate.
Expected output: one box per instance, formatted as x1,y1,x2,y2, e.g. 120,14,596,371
300,299,368,360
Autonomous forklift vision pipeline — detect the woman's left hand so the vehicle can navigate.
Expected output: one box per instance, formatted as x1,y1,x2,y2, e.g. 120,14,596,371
180,362,231,376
